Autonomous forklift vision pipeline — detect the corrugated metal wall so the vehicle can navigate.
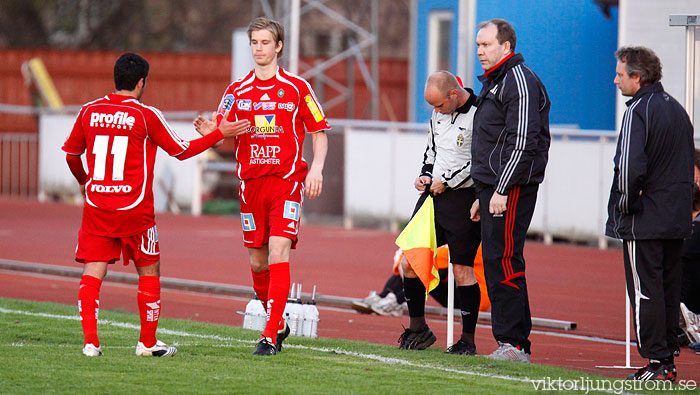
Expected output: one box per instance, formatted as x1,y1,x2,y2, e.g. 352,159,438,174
0,49,408,199
0,49,408,133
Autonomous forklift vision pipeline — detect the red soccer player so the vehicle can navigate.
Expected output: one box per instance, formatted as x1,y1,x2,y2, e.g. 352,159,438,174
194,17,329,356
63,53,249,357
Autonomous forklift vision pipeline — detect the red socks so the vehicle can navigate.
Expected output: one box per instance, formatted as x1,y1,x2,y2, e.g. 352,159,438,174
262,262,290,342
78,275,102,347
251,268,270,307
80,275,162,348
137,276,161,348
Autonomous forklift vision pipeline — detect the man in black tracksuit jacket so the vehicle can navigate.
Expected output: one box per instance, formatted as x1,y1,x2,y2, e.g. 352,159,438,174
469,19,550,362
606,46,694,381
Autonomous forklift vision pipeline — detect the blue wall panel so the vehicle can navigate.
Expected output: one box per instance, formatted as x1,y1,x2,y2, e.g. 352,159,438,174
415,0,460,123
414,0,618,130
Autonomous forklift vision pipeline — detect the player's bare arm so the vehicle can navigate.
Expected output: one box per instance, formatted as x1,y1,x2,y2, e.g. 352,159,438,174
305,131,328,199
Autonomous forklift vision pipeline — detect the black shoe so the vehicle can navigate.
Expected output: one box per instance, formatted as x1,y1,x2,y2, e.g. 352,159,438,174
397,325,436,350
445,339,477,355
627,364,673,381
398,328,413,349
667,364,677,382
276,322,291,352
252,338,277,356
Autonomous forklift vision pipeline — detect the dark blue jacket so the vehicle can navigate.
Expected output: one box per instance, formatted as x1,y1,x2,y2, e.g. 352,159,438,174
606,82,695,240
472,53,551,194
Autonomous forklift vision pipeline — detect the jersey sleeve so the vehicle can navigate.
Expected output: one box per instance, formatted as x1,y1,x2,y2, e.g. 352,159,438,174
215,85,236,127
144,107,190,156
297,83,330,133
62,108,88,155
420,113,436,178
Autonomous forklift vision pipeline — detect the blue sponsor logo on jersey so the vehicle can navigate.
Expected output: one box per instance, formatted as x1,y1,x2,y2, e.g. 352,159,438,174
283,201,301,221
456,133,464,147
254,102,263,110
241,213,256,231
222,94,234,110
237,99,251,111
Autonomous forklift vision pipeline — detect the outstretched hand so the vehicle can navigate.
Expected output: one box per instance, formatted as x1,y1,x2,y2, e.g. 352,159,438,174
218,109,250,139
193,111,217,137
193,110,250,147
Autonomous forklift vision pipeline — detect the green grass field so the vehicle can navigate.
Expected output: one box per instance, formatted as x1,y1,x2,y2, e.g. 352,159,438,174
0,297,681,394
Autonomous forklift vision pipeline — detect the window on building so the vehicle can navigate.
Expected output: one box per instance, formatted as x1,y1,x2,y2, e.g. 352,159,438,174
428,10,453,74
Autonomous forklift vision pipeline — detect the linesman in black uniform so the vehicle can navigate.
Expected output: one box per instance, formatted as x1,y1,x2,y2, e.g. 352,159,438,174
398,71,482,355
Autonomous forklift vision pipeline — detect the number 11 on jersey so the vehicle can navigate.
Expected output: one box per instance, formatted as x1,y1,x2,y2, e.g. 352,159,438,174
92,135,128,181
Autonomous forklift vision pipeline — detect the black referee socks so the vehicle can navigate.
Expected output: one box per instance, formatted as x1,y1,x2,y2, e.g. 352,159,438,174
458,283,481,339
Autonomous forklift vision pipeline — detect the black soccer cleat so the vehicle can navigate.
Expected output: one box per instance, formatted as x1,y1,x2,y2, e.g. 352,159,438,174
397,325,436,350
627,364,674,381
276,322,291,352
397,328,413,349
252,337,277,356
445,339,477,355
666,364,677,381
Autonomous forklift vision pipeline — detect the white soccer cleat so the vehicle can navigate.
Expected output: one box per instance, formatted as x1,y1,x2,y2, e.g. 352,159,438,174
488,342,530,363
680,302,700,344
351,291,382,314
371,293,405,317
135,340,177,357
82,343,103,357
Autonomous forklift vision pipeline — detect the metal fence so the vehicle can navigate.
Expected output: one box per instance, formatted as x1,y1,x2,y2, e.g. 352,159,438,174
0,132,38,198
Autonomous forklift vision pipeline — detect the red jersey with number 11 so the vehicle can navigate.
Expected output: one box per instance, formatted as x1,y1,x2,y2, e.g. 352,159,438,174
62,94,190,237
216,67,330,182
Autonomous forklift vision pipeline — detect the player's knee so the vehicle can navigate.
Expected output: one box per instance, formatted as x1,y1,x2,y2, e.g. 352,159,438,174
267,245,290,264
401,258,417,277
453,265,476,286
136,261,160,276
82,262,108,280
249,258,268,272
267,251,287,265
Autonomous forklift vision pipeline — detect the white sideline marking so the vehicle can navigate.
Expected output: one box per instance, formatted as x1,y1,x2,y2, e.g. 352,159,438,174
0,307,635,394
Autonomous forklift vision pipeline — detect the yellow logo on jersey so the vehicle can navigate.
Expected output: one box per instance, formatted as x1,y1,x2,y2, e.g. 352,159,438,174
304,94,324,122
254,114,276,134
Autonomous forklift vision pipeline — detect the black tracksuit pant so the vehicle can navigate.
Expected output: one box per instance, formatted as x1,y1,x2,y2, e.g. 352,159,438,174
477,183,538,353
623,239,683,360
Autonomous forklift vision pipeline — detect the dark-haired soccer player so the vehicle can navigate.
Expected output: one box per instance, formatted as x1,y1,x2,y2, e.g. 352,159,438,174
63,53,249,357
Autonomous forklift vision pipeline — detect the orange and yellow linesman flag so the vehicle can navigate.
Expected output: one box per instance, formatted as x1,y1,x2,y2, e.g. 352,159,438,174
395,195,440,296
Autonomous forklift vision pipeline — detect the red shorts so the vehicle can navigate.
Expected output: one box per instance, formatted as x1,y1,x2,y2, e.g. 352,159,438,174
75,225,160,267
239,176,303,248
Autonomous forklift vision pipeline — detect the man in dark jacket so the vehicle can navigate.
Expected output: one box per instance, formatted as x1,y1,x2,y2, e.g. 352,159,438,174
469,18,550,363
606,46,694,381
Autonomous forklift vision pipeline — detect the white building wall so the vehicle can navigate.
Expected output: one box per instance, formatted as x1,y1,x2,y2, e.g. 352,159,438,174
618,0,700,128
39,114,199,212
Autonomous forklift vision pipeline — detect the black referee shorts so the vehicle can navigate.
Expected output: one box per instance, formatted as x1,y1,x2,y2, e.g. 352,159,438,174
411,187,481,267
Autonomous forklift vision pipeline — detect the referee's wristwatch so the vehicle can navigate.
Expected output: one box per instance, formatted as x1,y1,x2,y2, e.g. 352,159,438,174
441,177,449,189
